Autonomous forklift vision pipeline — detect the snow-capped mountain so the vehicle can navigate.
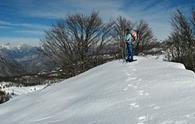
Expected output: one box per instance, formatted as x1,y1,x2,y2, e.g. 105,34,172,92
0,43,47,77
0,56,195,124
0,43,39,61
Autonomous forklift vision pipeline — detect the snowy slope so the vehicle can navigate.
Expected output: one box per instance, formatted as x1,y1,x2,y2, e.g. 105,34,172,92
1,84,47,96
0,56,195,124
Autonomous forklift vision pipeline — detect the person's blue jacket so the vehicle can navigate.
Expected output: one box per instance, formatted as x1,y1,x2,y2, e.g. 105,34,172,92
125,33,134,61
125,34,133,48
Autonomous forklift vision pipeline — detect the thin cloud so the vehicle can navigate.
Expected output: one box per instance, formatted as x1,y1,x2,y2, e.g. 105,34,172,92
19,0,174,40
0,20,12,26
13,30,44,37
20,0,124,19
0,37,41,47
0,21,49,31
16,23,49,31
0,0,195,46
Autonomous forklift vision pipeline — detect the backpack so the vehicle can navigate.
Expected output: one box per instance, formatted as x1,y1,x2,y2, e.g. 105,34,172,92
131,31,137,41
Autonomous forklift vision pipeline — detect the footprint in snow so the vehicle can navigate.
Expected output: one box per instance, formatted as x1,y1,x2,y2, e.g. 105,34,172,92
128,84,133,87
123,87,128,91
149,104,160,110
133,85,138,89
153,106,160,110
185,113,195,118
186,114,191,118
138,90,150,96
126,73,132,76
139,90,144,96
145,92,150,96
125,77,137,82
127,84,140,91
129,102,140,109
137,115,148,124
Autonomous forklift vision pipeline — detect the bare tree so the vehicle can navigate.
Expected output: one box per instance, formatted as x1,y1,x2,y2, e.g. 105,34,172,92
113,16,134,41
0,90,10,104
166,9,195,71
134,20,154,54
40,11,113,76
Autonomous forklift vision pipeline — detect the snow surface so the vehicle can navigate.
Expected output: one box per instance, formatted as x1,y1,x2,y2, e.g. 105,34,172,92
1,56,195,124
0,84,47,96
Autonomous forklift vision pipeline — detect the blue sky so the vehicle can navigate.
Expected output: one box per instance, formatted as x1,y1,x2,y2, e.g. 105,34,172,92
0,0,194,46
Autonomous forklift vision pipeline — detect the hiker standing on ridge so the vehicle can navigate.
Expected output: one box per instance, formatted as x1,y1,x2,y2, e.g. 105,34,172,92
125,28,136,62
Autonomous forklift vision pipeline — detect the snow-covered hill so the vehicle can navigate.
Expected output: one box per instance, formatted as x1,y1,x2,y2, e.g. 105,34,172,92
0,82,47,96
0,56,195,124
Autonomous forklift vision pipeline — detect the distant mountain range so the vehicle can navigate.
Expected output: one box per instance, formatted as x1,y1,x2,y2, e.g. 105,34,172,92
0,43,52,77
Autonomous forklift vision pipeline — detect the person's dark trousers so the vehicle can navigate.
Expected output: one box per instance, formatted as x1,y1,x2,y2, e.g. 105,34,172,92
126,43,134,61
